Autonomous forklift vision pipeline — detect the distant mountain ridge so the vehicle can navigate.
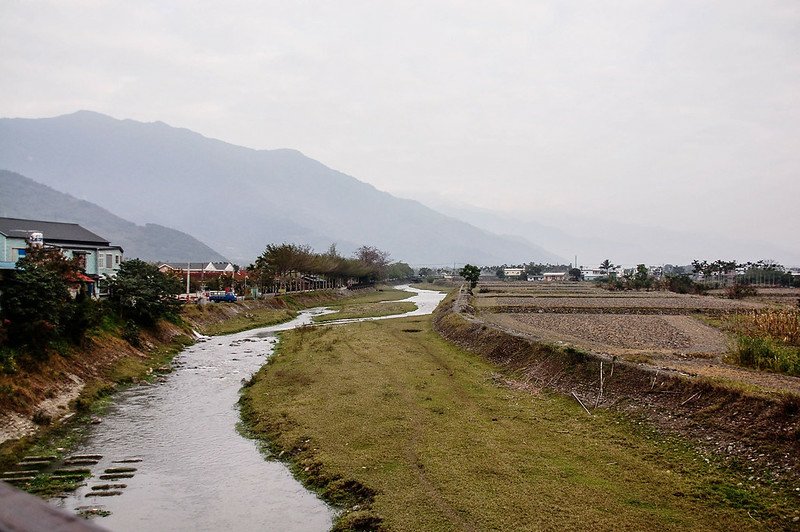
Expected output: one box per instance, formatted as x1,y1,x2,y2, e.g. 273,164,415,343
0,169,227,262
0,111,561,265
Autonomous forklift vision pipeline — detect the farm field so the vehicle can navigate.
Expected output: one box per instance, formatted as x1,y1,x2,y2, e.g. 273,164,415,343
476,282,800,396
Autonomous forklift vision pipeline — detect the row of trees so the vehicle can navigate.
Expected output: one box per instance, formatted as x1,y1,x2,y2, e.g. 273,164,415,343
691,259,797,287
248,243,409,293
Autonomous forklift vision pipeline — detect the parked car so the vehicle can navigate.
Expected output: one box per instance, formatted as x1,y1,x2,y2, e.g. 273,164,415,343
208,291,237,302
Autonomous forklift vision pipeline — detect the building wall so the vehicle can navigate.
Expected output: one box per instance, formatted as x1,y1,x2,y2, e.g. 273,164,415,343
2,235,29,263
0,237,122,278
96,249,123,277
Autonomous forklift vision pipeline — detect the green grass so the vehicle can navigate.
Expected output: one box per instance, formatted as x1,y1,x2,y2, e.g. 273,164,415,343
311,286,416,322
313,301,417,323
325,287,413,307
241,316,792,531
202,309,297,336
731,335,800,376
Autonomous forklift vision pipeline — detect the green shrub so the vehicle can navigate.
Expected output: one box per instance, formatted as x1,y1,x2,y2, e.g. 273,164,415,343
0,347,16,374
725,283,757,300
106,259,182,326
665,274,695,294
734,336,800,376
122,321,141,347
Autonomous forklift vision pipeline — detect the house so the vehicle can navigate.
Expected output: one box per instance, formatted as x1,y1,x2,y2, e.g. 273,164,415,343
503,267,525,279
0,217,123,295
158,261,235,274
580,268,606,281
543,272,567,282
158,261,239,292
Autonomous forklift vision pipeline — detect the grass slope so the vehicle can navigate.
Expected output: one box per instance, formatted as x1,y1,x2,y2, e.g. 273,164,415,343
313,301,417,323
241,316,786,531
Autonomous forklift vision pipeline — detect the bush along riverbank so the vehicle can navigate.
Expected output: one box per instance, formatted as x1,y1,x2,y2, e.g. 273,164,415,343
239,304,799,530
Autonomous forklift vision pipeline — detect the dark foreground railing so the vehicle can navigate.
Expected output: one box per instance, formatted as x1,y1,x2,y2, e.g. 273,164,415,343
0,481,106,532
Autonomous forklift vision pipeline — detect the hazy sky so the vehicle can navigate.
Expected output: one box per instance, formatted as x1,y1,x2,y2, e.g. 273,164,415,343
2,1,798,252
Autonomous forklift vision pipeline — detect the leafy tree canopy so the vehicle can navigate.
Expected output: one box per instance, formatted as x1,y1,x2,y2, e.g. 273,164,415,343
460,264,481,288
106,259,182,326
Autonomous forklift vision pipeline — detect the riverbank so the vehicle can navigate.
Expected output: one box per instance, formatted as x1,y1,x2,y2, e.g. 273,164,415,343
0,286,396,466
240,310,799,529
436,288,800,486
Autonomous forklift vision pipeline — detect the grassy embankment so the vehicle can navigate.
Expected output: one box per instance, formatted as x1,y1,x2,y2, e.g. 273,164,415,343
312,288,415,323
240,315,796,530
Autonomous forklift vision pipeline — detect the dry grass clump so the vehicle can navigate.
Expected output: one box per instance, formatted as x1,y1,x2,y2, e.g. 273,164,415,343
736,309,800,346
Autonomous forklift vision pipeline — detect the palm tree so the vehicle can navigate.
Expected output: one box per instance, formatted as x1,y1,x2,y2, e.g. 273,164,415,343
599,259,613,278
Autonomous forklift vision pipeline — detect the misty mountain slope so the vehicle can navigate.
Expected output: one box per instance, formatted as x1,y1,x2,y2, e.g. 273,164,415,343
0,169,226,262
0,111,561,264
429,201,800,267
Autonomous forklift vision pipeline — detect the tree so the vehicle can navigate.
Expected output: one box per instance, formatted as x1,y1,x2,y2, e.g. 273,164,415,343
354,245,391,281
599,259,614,278
460,264,480,289
386,262,414,280
525,263,544,276
633,264,652,290
568,268,582,281
107,259,182,326
0,246,88,355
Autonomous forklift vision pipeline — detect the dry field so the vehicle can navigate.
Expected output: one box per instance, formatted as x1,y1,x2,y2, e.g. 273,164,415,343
476,282,800,395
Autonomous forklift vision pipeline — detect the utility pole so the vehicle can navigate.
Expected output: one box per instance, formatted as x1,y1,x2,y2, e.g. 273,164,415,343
186,262,190,295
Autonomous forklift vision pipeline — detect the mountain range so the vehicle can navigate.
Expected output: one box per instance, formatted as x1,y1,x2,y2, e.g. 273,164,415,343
0,170,226,263
0,111,561,266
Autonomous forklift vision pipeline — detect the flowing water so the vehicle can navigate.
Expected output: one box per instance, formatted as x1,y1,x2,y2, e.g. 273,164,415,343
51,285,446,531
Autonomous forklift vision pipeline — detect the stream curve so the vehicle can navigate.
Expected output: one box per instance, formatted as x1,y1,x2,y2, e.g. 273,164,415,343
51,285,446,531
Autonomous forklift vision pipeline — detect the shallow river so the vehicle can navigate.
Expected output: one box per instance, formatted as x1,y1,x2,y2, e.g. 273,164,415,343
52,285,446,531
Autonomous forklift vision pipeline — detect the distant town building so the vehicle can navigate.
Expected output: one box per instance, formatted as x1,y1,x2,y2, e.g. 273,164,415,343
503,267,525,278
580,268,606,281
543,272,567,282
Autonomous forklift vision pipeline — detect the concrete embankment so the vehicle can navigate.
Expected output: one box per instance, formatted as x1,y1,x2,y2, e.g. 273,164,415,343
432,289,800,485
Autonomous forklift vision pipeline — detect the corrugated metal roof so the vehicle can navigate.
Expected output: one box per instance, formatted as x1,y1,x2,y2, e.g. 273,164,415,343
0,217,109,245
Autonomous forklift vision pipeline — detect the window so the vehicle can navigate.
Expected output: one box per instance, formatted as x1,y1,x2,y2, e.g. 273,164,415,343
14,248,26,259
106,254,113,269
115,254,120,265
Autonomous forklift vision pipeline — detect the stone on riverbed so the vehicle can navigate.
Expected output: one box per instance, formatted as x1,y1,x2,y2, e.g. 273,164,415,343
99,474,134,480
22,455,56,462
91,483,127,490
104,467,137,474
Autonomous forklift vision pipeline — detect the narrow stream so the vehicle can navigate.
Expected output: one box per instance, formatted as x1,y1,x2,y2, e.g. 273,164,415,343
51,286,446,531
